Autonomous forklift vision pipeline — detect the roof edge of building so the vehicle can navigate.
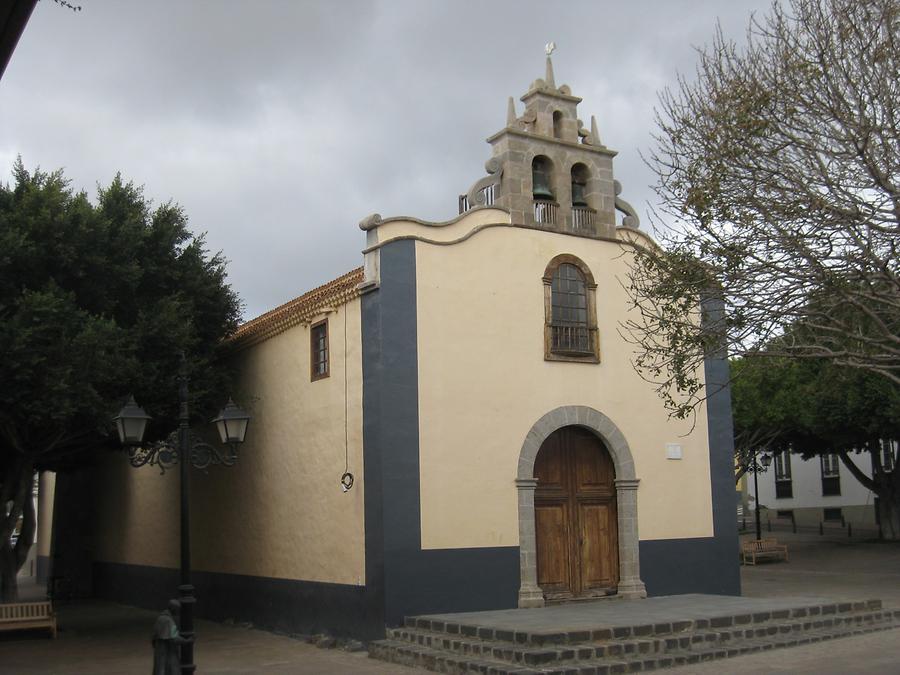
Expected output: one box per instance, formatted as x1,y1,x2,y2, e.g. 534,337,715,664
226,266,364,352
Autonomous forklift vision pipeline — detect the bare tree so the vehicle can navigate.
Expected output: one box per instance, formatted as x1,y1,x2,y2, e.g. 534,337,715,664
622,0,900,419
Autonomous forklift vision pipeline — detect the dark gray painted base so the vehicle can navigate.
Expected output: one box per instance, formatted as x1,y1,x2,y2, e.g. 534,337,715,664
92,561,381,640
384,546,519,626
36,555,50,585
639,537,740,597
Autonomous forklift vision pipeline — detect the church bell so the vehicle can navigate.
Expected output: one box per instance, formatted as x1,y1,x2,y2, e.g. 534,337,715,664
532,162,554,200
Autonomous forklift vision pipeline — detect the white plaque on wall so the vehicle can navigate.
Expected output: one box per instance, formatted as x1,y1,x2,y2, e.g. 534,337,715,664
665,443,683,460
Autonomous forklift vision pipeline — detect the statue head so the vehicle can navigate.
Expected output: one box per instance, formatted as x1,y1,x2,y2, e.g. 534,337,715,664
168,599,181,617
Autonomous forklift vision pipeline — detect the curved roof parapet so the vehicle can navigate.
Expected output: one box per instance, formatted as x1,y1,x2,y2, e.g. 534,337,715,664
616,224,658,250
361,206,512,253
613,180,641,230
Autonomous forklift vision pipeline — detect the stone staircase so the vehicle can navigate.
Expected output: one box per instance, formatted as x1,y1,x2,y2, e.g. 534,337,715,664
369,599,900,673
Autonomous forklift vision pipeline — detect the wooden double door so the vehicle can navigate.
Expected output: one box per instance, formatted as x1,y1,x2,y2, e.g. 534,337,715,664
534,427,619,601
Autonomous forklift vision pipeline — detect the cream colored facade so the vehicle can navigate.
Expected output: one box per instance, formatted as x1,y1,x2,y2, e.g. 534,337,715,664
401,218,713,549
91,297,365,587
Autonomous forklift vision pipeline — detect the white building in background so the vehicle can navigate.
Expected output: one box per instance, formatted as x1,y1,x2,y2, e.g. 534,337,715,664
749,442,896,529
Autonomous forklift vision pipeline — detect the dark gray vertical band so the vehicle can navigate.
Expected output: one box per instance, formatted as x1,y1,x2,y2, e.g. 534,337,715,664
700,295,741,594
361,240,518,628
362,239,420,629
637,296,741,597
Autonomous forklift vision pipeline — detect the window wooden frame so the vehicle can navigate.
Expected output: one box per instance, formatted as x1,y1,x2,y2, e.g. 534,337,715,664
310,319,329,381
543,254,599,363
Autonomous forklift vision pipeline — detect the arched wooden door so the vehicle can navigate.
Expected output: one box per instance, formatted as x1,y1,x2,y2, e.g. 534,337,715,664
534,426,619,601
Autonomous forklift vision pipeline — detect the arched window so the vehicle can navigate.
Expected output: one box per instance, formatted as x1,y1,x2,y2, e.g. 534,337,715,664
552,110,564,139
543,255,599,362
531,156,554,200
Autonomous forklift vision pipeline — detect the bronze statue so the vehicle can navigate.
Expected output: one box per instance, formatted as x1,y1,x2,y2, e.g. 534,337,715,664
152,599,189,675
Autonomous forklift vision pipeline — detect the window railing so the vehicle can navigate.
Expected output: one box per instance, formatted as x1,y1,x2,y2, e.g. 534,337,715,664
533,200,558,225
458,185,496,214
550,324,594,355
570,206,596,233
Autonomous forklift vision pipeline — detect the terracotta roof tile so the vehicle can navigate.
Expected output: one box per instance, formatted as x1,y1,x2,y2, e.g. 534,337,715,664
227,267,364,351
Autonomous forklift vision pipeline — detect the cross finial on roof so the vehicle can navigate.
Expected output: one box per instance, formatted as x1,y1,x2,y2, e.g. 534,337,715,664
544,43,556,88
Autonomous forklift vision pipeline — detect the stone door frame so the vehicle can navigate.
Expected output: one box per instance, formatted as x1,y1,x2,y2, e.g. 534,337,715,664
516,406,647,607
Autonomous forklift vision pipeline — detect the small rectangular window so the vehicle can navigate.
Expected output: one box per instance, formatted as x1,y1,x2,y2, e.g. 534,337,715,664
774,452,792,498
311,320,329,381
821,453,840,477
823,507,842,522
821,454,841,496
774,452,792,480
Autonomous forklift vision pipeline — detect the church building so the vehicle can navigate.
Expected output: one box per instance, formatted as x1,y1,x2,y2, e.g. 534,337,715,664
83,57,740,640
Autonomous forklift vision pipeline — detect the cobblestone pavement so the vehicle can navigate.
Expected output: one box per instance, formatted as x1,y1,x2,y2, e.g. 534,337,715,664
0,600,427,675
665,532,900,674
2,533,898,674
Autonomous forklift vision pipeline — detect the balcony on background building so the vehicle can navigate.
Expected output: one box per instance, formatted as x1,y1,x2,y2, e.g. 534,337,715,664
533,199,558,225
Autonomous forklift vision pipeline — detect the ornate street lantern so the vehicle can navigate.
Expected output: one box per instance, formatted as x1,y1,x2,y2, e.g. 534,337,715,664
211,399,251,446
113,357,251,674
113,396,152,446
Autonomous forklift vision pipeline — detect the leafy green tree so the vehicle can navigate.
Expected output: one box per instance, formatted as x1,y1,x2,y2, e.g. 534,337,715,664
0,159,242,600
622,0,900,418
732,356,900,539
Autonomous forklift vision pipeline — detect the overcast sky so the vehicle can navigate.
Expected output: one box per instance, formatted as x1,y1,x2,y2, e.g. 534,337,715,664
1,0,774,320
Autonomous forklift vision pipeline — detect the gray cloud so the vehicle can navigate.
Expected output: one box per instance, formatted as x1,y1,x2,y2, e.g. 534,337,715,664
1,0,774,318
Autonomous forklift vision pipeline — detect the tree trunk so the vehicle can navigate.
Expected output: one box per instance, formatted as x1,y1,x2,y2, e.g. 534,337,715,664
874,480,900,541
877,486,900,541
0,462,34,602
838,451,900,541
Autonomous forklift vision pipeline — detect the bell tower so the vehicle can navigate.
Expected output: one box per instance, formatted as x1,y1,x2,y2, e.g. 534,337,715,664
461,48,639,238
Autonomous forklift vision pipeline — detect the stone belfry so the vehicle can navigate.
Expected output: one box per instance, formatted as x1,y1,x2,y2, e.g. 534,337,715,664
462,48,639,237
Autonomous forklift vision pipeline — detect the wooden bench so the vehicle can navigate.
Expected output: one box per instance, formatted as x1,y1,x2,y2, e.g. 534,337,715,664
0,601,57,638
741,538,789,565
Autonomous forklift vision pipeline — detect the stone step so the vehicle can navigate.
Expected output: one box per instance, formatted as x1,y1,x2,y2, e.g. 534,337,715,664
372,617,900,673
401,599,881,646
384,607,897,666
370,605,900,674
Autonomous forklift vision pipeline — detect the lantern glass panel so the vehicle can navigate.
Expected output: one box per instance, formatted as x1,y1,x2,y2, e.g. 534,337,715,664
213,400,250,445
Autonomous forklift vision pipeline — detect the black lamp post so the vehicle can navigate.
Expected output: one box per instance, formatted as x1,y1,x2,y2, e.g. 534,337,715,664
752,450,773,541
113,359,249,675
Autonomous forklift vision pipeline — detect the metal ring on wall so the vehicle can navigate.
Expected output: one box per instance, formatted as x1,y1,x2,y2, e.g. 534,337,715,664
340,472,354,492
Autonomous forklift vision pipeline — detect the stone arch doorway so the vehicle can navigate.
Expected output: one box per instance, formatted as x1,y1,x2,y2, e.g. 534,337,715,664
534,426,618,601
516,406,646,608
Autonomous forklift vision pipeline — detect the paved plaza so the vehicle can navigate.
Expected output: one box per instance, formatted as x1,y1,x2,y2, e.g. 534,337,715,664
1,532,898,674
